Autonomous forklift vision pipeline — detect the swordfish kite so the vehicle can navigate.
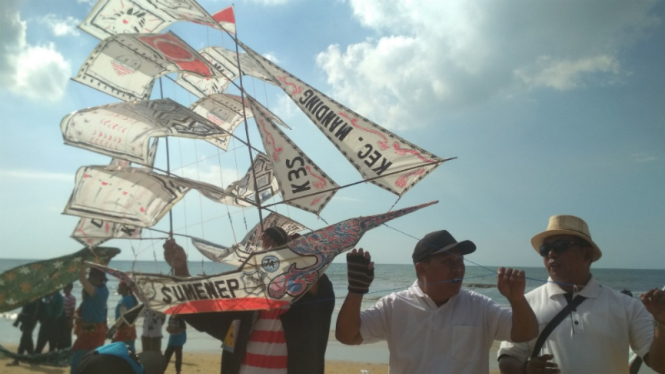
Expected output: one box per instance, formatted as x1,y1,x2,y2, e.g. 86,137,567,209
90,201,437,315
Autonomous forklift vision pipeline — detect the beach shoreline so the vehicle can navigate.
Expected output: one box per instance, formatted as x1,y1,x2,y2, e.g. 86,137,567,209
0,343,502,374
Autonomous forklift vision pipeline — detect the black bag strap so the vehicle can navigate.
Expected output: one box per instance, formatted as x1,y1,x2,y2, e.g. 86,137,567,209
531,295,587,358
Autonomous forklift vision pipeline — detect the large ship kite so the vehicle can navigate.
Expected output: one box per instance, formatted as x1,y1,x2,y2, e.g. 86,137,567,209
3,0,453,315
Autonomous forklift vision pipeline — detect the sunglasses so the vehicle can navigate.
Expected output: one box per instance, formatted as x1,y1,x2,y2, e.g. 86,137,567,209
538,239,584,257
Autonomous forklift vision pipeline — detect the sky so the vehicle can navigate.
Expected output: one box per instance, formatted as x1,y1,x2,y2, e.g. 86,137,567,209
0,0,663,271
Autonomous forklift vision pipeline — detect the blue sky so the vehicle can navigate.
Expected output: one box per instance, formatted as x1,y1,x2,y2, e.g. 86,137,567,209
0,0,663,271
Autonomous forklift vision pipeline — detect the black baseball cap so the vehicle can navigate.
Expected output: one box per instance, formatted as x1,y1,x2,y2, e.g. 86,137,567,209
412,230,476,264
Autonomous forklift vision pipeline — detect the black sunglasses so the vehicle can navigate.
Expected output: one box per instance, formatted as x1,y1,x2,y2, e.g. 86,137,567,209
538,239,584,257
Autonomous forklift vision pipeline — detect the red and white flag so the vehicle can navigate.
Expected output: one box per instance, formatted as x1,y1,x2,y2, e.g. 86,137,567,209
213,5,236,34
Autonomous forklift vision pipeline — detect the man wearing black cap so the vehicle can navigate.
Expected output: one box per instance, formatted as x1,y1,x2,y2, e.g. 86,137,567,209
336,230,538,374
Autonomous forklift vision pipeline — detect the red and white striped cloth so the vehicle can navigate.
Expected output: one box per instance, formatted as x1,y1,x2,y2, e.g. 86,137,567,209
239,307,289,374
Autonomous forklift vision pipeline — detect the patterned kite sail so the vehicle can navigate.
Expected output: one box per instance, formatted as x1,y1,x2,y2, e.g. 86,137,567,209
174,46,278,97
90,201,436,314
0,247,120,313
237,39,448,196
79,0,232,41
189,93,289,151
248,96,338,215
192,212,306,263
72,218,142,248
73,31,220,101
62,165,240,227
61,99,227,165
217,153,279,208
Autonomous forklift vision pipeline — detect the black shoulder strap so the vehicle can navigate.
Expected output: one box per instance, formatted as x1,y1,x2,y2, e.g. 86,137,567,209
531,295,587,358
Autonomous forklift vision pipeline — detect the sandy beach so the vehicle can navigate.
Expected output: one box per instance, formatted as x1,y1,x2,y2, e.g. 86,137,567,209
0,343,502,374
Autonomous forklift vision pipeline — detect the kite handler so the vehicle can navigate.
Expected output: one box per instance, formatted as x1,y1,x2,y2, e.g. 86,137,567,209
336,230,539,374
70,262,110,374
163,229,335,374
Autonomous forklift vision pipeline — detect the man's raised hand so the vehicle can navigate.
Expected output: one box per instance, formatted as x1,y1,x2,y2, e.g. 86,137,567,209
497,267,527,302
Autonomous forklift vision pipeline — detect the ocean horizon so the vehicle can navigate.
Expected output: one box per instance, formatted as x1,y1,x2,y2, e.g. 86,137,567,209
1,258,664,363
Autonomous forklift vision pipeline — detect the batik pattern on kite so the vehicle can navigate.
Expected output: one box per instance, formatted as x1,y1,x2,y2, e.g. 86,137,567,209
0,247,120,313
73,31,219,101
90,201,435,315
237,39,448,197
61,99,226,165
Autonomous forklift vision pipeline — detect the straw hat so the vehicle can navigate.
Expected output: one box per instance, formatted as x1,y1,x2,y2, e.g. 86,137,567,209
531,215,602,262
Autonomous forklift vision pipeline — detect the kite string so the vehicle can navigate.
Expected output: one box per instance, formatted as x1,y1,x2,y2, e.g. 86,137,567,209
231,137,249,232
217,147,239,244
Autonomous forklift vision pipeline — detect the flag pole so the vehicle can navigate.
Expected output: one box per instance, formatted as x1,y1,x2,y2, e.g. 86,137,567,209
160,77,174,238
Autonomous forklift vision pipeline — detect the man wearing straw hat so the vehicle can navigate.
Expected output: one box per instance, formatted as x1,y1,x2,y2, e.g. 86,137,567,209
336,230,539,374
498,215,665,374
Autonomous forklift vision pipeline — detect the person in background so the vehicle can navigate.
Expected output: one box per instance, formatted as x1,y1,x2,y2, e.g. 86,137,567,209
498,215,665,374
113,282,139,353
141,310,165,354
163,225,335,374
6,299,41,367
35,290,64,353
70,262,110,374
336,230,539,374
164,315,187,374
59,283,77,349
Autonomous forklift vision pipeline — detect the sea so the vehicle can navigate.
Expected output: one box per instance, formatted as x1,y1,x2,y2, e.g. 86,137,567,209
1,259,663,364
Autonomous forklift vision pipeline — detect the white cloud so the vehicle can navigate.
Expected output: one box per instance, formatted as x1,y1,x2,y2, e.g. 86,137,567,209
515,55,620,91
631,153,657,163
0,1,71,102
39,15,81,37
0,170,72,181
263,52,280,63
272,94,299,120
316,0,660,129
244,0,293,5
178,164,240,188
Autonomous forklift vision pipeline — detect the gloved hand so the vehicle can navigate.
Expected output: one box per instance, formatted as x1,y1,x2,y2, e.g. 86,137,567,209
347,248,374,294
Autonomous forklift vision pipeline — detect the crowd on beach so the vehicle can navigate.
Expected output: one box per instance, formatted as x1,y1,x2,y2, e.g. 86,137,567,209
6,215,665,374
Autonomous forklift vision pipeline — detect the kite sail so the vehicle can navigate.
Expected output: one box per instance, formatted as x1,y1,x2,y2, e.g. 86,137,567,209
61,98,228,165
90,201,436,314
189,93,289,151
0,247,120,313
79,0,232,40
62,165,250,227
217,153,279,208
72,217,142,248
237,39,448,196
73,31,220,101
248,96,338,214
192,212,306,263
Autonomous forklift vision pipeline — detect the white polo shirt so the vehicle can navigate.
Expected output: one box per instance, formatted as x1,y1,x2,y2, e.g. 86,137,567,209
359,281,513,374
498,276,654,373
